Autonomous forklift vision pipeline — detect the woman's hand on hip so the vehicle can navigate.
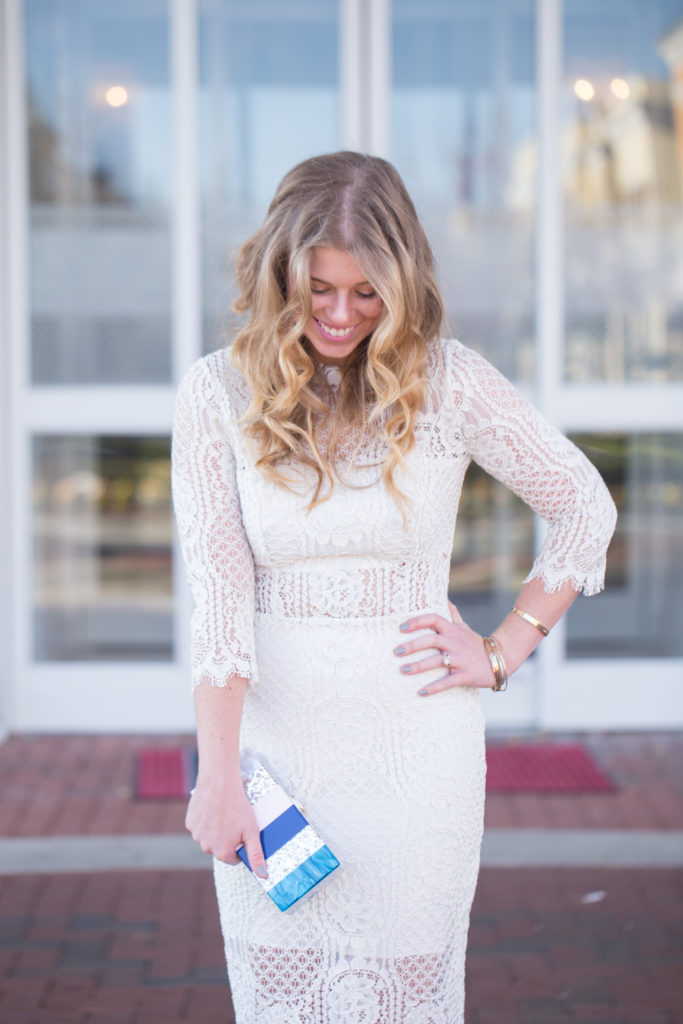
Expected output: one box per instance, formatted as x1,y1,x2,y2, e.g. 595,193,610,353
393,601,494,696
185,778,268,877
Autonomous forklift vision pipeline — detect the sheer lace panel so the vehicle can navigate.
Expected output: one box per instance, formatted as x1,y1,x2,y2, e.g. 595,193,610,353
254,560,443,619
171,357,257,688
228,944,464,1024
444,340,617,595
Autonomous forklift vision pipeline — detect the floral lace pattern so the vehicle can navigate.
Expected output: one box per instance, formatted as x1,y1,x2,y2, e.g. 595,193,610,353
172,339,616,1023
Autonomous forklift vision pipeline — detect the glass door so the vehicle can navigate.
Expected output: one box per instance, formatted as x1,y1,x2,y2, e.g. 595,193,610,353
551,0,683,729
15,0,180,730
391,0,540,727
12,0,344,731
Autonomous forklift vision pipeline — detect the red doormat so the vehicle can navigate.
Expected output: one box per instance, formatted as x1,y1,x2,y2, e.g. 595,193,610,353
485,743,615,793
136,743,615,798
135,748,197,799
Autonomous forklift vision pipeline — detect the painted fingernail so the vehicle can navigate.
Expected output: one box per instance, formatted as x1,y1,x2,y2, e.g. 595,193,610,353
255,864,268,879
399,623,410,632
400,665,412,674
394,645,406,655
418,688,429,696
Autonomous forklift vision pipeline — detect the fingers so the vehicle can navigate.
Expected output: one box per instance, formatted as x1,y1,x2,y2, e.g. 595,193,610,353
396,605,481,698
200,831,266,872
188,825,240,864
448,600,464,624
399,612,451,635
185,792,267,874
418,673,466,698
394,633,450,658
397,651,454,677
242,831,268,879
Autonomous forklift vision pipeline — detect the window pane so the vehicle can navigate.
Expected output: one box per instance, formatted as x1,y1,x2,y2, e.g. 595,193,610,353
199,0,341,353
449,464,535,637
33,436,173,661
567,433,683,658
563,0,683,382
392,0,536,381
26,0,172,383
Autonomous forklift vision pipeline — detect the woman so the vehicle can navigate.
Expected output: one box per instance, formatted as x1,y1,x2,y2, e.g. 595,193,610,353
172,151,616,1023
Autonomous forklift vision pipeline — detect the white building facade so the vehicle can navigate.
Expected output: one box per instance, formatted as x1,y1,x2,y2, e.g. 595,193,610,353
1,0,682,734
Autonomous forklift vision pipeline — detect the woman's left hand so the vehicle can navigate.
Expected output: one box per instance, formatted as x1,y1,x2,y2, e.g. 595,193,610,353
394,601,494,696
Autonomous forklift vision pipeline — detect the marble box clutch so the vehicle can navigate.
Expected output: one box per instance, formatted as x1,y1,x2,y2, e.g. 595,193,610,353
236,750,340,913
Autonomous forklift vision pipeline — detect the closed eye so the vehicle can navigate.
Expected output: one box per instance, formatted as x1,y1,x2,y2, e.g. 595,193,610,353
310,287,377,299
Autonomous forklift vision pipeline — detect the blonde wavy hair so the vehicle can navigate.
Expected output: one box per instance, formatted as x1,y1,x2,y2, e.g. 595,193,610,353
230,151,445,511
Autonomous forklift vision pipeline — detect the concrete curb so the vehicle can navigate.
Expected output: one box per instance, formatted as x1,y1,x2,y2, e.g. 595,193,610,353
481,828,683,867
0,834,210,874
0,829,682,874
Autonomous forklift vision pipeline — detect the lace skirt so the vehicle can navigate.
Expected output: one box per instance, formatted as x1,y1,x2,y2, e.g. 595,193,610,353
213,611,486,1024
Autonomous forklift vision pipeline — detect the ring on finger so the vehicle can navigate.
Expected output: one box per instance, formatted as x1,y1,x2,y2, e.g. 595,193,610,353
442,652,452,669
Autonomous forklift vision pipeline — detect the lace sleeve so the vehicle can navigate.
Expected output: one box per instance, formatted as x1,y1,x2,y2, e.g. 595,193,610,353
172,355,257,688
445,340,617,595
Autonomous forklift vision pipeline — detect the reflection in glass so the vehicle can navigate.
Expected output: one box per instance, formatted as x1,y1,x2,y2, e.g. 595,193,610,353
199,0,340,353
450,463,534,638
392,0,536,381
33,436,173,661
563,0,683,381
567,434,683,658
26,0,172,383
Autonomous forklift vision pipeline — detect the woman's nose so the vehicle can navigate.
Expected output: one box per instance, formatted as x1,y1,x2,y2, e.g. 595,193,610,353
327,291,351,322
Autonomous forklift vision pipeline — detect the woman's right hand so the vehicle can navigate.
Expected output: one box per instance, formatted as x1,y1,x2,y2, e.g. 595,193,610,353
185,779,268,878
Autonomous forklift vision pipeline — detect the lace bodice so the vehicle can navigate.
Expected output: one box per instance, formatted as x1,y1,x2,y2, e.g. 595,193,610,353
172,338,616,690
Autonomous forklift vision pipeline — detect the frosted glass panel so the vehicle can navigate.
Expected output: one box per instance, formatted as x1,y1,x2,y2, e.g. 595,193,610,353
199,0,341,352
563,0,683,382
567,433,683,658
392,0,537,381
33,436,173,661
449,464,534,638
26,0,172,383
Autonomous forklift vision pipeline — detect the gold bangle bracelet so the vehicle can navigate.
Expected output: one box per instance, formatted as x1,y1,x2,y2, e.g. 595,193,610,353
482,636,508,692
512,606,550,637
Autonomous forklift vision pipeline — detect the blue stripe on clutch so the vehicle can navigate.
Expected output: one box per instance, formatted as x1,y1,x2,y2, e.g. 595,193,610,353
267,846,340,912
237,803,308,870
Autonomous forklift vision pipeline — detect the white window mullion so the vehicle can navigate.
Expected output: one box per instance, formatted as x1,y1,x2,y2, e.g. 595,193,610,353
0,0,14,735
341,0,391,156
535,0,563,415
170,0,201,693
171,0,201,380
535,0,565,728
25,390,175,433
368,0,391,157
340,0,364,150
4,0,30,732
555,386,683,433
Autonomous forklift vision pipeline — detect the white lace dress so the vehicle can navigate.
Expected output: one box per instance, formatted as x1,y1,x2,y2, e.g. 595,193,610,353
172,338,616,1024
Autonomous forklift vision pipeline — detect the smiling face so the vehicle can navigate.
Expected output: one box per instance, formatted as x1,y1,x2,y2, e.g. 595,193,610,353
297,247,384,366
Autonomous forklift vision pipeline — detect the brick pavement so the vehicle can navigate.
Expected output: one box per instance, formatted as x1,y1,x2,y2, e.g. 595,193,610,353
0,736,188,839
0,732,681,1023
0,867,680,1023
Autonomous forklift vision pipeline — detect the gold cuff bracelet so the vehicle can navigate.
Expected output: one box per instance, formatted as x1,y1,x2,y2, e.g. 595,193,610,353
482,635,508,692
512,606,550,637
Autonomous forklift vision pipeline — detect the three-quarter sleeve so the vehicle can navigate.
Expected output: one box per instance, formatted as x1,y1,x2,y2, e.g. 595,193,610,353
171,356,257,688
446,340,617,595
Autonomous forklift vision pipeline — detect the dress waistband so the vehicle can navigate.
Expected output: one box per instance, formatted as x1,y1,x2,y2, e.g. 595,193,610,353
254,559,447,619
